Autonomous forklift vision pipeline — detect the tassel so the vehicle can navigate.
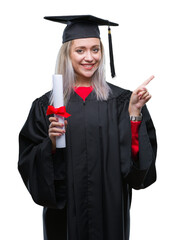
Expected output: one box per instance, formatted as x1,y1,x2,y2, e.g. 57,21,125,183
108,26,116,78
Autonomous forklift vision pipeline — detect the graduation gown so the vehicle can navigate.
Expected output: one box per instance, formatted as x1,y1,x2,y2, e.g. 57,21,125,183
18,83,157,240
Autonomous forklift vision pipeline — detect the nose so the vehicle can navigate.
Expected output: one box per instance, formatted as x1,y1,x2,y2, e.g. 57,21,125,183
84,50,93,62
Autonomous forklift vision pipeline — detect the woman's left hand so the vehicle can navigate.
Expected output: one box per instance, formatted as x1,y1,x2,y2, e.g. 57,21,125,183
128,75,154,116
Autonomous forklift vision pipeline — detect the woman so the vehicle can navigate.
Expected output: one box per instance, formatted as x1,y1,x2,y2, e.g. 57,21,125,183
18,15,157,240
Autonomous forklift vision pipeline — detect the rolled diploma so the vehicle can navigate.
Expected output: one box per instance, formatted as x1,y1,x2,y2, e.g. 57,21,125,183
53,74,66,148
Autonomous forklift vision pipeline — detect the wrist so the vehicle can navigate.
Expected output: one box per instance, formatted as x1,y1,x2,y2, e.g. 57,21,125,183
129,111,141,117
130,113,142,121
128,105,141,116
52,143,56,151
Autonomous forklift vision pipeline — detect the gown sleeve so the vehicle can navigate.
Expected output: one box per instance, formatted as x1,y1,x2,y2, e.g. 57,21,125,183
131,121,141,160
117,91,157,190
18,95,66,208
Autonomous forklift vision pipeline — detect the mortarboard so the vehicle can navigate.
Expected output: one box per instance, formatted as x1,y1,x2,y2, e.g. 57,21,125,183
44,15,119,78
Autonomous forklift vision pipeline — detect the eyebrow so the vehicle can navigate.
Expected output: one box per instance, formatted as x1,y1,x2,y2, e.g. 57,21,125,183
75,45,101,49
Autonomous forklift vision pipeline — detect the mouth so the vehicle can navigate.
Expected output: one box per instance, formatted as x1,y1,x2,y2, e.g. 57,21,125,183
81,63,96,70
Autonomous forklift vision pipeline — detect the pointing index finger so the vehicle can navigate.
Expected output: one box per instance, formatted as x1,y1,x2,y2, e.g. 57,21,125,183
142,75,155,86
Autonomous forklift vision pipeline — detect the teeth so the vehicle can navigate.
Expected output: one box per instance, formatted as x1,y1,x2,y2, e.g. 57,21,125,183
83,65,94,67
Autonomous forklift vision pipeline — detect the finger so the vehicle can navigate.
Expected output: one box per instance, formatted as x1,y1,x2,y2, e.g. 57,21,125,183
49,117,59,123
142,75,155,87
135,87,147,95
135,75,154,94
138,89,147,95
49,121,63,127
144,94,152,103
139,91,150,100
49,132,63,138
49,122,64,129
49,130,65,139
49,127,65,133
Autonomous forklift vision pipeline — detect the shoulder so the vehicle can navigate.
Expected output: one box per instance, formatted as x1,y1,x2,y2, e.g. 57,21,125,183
26,91,51,121
32,91,51,109
107,82,132,101
20,92,51,141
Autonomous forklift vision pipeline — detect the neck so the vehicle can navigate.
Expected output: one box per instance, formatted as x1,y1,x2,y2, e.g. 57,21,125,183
75,76,92,87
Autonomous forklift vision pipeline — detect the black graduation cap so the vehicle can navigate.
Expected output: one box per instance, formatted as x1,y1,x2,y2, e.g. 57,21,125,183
44,15,119,78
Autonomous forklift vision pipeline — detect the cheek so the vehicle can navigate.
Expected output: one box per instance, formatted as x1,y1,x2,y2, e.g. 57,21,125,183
70,56,82,73
96,51,102,61
95,53,102,66
71,58,77,69
70,53,82,67
70,56,77,70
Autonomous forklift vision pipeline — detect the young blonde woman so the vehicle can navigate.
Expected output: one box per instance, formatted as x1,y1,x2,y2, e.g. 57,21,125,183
18,15,157,240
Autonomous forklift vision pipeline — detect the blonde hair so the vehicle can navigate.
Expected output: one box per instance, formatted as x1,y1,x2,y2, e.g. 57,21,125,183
50,40,111,105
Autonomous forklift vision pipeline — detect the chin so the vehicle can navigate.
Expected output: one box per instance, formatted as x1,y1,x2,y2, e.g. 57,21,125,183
83,73,94,79
82,70,97,79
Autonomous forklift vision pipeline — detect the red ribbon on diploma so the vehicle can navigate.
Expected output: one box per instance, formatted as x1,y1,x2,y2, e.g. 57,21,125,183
46,105,71,118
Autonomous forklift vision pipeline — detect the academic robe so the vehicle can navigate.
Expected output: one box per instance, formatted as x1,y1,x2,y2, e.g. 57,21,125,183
18,83,157,240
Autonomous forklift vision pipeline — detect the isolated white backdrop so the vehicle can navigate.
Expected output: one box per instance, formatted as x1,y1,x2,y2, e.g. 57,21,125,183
0,0,174,239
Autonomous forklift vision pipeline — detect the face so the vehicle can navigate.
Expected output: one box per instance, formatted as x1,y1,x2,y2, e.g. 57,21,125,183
69,38,102,82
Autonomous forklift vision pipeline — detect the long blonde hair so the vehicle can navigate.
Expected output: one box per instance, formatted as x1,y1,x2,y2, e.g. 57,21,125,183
50,40,111,105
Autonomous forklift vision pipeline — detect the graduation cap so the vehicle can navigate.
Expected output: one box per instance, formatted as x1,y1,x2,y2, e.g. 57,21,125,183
44,15,119,78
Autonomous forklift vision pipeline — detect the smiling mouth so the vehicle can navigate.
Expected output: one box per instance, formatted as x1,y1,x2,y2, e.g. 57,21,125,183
81,64,95,70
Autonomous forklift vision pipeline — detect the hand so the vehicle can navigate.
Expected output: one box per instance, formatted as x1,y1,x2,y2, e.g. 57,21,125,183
129,75,154,116
48,117,68,151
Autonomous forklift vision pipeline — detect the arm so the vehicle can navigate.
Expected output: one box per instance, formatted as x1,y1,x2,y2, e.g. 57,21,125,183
131,121,141,160
118,79,157,189
18,95,66,208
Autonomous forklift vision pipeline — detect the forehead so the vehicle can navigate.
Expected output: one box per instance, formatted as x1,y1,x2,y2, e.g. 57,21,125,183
71,38,100,47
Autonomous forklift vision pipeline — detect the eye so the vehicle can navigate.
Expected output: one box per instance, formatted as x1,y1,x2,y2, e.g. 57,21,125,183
92,48,100,53
76,49,84,54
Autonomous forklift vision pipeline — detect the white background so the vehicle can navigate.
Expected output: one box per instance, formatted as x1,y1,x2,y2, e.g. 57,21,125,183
1,0,174,239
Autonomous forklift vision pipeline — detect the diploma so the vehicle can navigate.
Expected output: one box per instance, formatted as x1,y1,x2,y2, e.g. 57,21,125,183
52,74,66,148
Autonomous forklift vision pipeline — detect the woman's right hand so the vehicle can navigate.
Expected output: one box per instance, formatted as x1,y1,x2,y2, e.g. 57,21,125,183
48,117,67,151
